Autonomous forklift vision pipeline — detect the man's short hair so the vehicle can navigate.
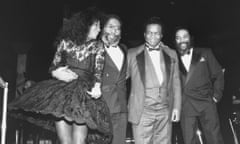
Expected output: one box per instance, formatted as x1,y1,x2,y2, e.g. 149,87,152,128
174,26,191,36
102,14,122,29
143,17,164,34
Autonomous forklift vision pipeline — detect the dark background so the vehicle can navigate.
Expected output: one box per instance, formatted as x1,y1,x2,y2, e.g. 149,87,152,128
1,0,240,94
0,0,240,143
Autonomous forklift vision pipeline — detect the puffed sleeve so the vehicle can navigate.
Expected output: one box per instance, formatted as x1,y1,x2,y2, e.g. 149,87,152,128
94,42,105,83
49,40,67,72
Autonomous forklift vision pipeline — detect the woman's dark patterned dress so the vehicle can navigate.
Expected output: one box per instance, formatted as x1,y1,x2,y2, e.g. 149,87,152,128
8,40,112,144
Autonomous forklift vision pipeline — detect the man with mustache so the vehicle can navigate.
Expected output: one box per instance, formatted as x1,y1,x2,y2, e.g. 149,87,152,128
127,17,181,144
175,28,224,144
100,14,128,144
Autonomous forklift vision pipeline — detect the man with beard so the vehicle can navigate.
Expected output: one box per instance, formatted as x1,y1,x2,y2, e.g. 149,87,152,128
100,14,128,144
175,28,224,144
127,17,181,144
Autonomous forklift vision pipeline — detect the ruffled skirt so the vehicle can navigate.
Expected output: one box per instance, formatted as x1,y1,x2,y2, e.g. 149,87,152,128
8,78,112,144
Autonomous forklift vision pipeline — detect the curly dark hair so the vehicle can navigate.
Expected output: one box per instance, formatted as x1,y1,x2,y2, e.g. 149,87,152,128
56,7,102,46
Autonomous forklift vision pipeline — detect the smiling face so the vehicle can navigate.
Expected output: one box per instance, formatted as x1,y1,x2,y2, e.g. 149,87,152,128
175,29,192,53
144,24,163,47
102,18,121,45
87,20,101,41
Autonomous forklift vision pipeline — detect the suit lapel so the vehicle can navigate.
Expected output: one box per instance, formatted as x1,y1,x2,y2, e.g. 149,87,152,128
105,52,119,71
185,49,201,84
177,53,188,84
162,49,171,83
136,49,145,87
119,45,127,75
177,54,188,76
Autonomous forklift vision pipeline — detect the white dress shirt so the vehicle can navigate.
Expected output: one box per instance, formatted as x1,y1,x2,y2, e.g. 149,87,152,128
105,45,124,71
181,48,193,72
147,49,163,85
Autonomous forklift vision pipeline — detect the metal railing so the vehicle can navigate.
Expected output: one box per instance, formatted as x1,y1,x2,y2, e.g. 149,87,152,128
1,80,8,144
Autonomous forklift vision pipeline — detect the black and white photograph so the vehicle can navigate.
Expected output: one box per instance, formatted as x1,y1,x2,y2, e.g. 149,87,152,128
0,0,240,144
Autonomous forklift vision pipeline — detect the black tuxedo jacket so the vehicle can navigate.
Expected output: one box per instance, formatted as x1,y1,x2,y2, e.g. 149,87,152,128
179,48,224,115
101,43,128,114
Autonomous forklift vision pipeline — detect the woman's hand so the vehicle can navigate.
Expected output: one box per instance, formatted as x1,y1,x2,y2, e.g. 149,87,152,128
52,66,78,82
87,82,102,99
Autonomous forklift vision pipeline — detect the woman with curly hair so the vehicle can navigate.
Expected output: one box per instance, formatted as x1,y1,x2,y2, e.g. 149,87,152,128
8,8,112,144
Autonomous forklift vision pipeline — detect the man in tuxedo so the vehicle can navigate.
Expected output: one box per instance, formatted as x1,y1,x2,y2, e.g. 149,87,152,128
175,28,224,144
100,14,128,144
127,17,181,144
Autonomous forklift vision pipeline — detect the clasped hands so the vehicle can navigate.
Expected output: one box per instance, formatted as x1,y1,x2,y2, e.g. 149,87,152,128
52,66,102,99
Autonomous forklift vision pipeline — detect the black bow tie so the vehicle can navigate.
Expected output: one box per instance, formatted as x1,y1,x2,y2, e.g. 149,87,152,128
148,47,160,51
181,50,191,56
106,45,118,48
145,43,161,51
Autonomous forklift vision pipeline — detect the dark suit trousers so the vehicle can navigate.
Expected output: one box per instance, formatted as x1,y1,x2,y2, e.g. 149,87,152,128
181,102,224,144
111,113,127,144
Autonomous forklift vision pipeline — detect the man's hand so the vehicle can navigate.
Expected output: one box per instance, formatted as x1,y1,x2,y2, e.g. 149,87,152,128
52,66,78,82
213,97,218,103
87,83,102,99
171,109,180,122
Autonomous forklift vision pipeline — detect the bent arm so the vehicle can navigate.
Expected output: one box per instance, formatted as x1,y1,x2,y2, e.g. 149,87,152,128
207,49,224,102
50,40,77,82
